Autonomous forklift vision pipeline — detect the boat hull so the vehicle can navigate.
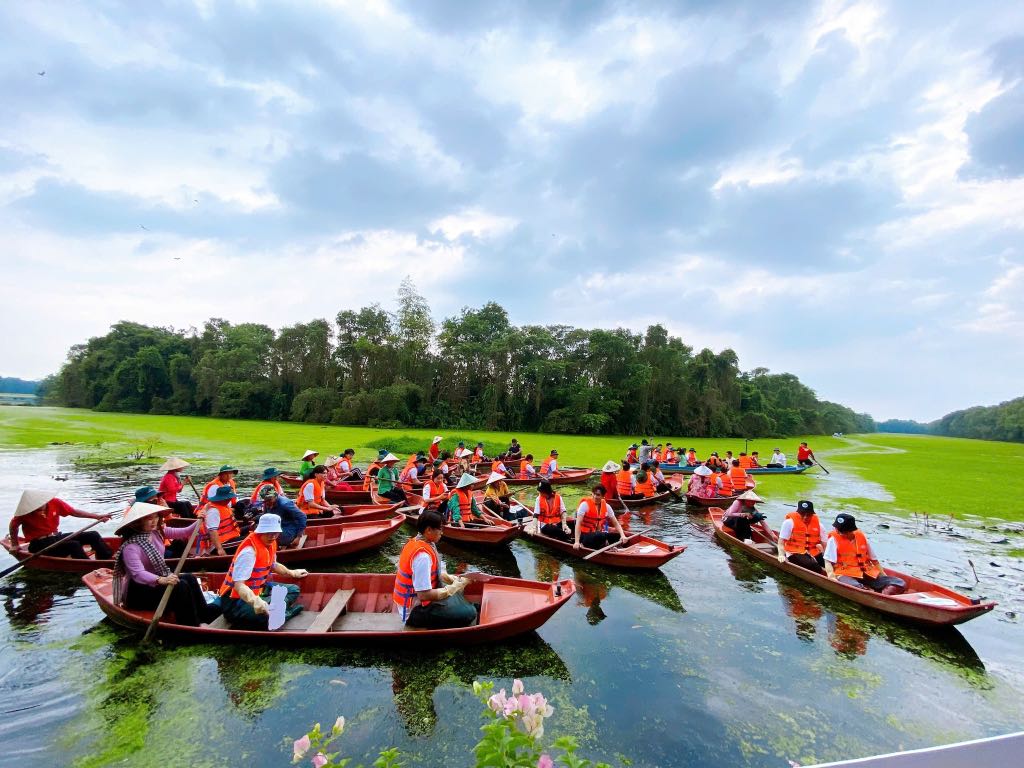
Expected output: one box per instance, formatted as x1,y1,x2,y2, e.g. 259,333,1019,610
521,525,684,569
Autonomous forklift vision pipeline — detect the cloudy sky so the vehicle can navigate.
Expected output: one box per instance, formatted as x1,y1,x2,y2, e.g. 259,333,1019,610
2,1,1023,421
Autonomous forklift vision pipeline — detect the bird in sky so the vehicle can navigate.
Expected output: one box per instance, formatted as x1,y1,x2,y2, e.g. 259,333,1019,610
140,225,149,231
37,70,45,76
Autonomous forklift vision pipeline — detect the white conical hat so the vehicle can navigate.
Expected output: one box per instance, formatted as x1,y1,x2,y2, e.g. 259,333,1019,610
602,460,619,473
486,471,506,485
381,453,399,463
301,449,319,460
456,474,478,489
15,490,56,517
694,465,713,476
324,456,339,467
432,435,443,443
159,457,190,471
738,490,762,502
115,502,165,535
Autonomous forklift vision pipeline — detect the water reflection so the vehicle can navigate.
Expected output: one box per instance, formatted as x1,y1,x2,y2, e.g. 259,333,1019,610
2,573,80,631
778,585,823,643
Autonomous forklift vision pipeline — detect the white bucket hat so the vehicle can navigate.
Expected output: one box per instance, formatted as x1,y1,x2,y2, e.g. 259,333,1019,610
301,449,318,460
255,513,283,534
694,465,713,476
601,460,619,473
381,453,399,463
738,490,762,502
486,471,505,485
115,502,165,536
159,457,190,472
14,490,56,517
432,436,443,444
456,474,478,490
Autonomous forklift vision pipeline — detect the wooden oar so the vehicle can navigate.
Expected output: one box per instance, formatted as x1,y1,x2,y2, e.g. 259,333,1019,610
185,476,203,500
583,527,652,561
813,458,831,475
142,521,203,644
0,517,112,578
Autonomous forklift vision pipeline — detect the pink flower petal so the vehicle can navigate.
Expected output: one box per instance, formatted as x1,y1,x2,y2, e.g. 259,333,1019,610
293,735,311,759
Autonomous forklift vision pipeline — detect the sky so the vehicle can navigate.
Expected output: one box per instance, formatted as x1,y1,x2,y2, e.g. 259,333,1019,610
2,1,1023,422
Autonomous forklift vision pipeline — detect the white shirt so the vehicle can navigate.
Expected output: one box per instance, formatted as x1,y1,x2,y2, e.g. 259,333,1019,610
454,447,471,459
492,461,508,474
544,459,558,475
228,544,275,583
205,506,222,529
337,458,352,473
522,464,537,476
771,452,786,466
302,483,316,502
533,496,566,517
394,543,447,621
823,534,875,564
421,482,445,501
403,466,420,483
577,498,615,523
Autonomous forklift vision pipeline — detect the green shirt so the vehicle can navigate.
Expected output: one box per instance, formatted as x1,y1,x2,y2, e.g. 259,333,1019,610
300,460,316,478
377,465,400,493
447,492,482,524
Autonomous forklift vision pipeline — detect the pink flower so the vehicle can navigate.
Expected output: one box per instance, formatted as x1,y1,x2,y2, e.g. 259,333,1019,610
333,716,345,734
488,689,508,714
293,735,311,760
537,755,554,768
311,753,328,768
512,678,525,696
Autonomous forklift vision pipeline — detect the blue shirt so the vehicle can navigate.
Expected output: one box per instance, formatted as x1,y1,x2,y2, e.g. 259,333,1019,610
266,496,306,537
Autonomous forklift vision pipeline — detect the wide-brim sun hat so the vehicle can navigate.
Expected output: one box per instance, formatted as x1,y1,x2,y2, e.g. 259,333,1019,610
602,460,619,473
255,513,283,534
15,490,56,517
261,467,283,480
738,490,762,502
208,486,237,503
456,474,478,490
116,502,165,536
302,450,319,460
381,453,399,463
218,465,239,474
694,465,713,476
486,471,505,485
324,456,339,468
432,436,443,444
134,486,160,503
160,458,190,472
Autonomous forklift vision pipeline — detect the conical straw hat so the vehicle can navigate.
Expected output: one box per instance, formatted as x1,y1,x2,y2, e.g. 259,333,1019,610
602,460,619,473
15,490,56,517
115,502,165,536
486,472,506,485
456,474,478,489
694,465,713,476
738,490,762,502
159,457,190,471
301,449,319,460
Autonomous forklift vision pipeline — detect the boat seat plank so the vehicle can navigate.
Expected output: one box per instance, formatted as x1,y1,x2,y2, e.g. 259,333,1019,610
752,543,776,553
306,589,355,633
315,530,326,547
297,534,308,550
207,615,232,630
280,610,319,631
332,610,406,632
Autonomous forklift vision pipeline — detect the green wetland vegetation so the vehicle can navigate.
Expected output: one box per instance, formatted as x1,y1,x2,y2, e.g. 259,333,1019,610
1,406,1022,767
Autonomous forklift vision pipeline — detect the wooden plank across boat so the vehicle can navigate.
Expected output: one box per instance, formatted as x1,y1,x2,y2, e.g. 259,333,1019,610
385,499,523,547
498,468,595,487
82,569,576,645
0,515,404,575
650,463,812,476
521,521,684,569
707,507,996,626
166,502,401,530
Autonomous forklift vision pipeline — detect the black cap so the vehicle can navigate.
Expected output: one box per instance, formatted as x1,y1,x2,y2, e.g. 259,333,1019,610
833,513,857,533
537,480,553,494
797,500,814,513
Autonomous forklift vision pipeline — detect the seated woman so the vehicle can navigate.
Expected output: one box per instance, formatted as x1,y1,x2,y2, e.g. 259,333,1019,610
218,514,309,629
393,510,477,629
112,502,220,626
573,485,626,550
447,474,486,526
421,469,449,510
687,465,717,498
721,491,766,541
483,472,526,520
375,454,407,502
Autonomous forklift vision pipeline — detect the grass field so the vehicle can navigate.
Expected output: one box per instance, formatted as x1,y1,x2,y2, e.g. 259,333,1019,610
1,407,1022,522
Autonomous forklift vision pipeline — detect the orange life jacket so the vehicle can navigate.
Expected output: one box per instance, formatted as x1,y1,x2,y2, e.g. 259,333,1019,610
537,494,563,526
250,479,284,502
578,497,610,534
687,450,697,465
829,530,880,579
202,476,237,503
362,462,382,490
540,456,556,475
518,461,535,478
297,478,325,512
423,479,447,502
783,512,823,556
653,449,664,462
449,489,474,522
336,457,352,473
473,447,484,460
399,465,420,483
219,533,277,598
197,502,241,555
664,449,677,464
728,466,749,492
634,473,655,497
718,472,735,496
393,537,440,619
616,469,634,496
738,455,753,469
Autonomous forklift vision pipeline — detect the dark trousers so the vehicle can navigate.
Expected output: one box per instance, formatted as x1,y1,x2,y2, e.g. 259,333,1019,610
164,540,187,558
837,573,907,593
380,488,406,502
28,531,113,560
541,521,573,541
406,593,477,629
798,459,814,467
221,583,301,630
125,573,220,626
723,516,753,541
167,500,195,518
787,553,826,574
655,482,671,492
580,531,621,549
766,463,784,468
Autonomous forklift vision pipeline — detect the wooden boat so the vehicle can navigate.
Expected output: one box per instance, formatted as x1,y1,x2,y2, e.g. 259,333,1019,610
521,521,684,569
708,508,996,626
615,489,674,507
279,472,375,503
685,492,740,507
380,495,524,547
166,502,402,529
82,569,576,645
0,516,404,575
499,468,595,487
650,463,812,476
799,731,1024,767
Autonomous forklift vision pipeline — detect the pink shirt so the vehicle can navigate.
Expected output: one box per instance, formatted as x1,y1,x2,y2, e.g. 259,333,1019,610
121,524,196,586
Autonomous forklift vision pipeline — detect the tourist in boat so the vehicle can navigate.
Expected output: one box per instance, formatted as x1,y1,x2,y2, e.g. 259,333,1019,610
776,500,826,573
375,453,407,502
625,443,639,465
393,510,476,628
707,452,727,471
648,461,671,492
251,468,286,503
573,485,626,550
653,443,664,462
197,485,244,556
506,438,523,463
663,443,677,464
824,514,907,594
447,473,486,527
298,465,342,518
534,480,571,541
490,455,513,477
428,436,443,462
8,490,114,560
599,460,620,499
634,467,657,498
797,442,815,467
299,450,319,478
723,450,734,467
257,485,307,548
686,448,699,466
738,452,754,469
421,469,449,508
404,450,427,472
473,442,487,462
716,467,737,497
483,472,523,520
400,457,427,485
324,456,342,484
768,448,786,468
721,491,767,541
540,450,559,479
218,513,309,630
157,457,195,518
687,464,715,498
637,439,653,464
201,465,239,505
616,460,644,500
727,459,752,495
337,449,360,481
453,441,472,461
749,451,762,468
361,449,387,491
519,454,537,479
112,502,219,626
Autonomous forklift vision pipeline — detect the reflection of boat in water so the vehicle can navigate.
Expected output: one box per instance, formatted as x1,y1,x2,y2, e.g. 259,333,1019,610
778,584,824,642
800,731,1024,768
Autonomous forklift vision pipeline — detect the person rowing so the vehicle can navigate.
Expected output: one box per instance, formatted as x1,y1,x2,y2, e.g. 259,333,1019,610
483,472,525,521
797,442,815,468
157,457,195,518
534,480,572,541
446,474,486,527
428,436,443,463
218,513,309,630
777,500,826,574
687,464,717,498
297,465,341,518
648,461,671,492
375,453,407,502
720,491,766,541
824,514,906,594
299,449,319,478
251,467,286,503
8,490,114,560
598,460,620,499
201,465,239,505
196,485,244,556
539,449,559,479
393,509,476,629
625,443,639,465
257,485,307,548
637,439,653,464
573,485,626,551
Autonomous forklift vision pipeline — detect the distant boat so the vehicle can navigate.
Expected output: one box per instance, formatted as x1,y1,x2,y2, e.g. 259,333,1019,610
797,731,1023,767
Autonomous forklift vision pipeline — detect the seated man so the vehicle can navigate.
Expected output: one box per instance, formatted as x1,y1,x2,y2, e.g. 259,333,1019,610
721,491,766,541
767,448,786,468
297,465,341,519
9,490,114,560
393,510,477,629
534,480,573,541
257,485,307,548
218,514,309,629
375,453,407,502
777,500,825,573
749,451,762,468
573,485,627,550
197,485,245,556
825,514,907,595
518,454,537,479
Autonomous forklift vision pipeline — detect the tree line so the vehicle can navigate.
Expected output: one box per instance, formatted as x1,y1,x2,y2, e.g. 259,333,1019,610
879,396,1024,443
42,279,875,437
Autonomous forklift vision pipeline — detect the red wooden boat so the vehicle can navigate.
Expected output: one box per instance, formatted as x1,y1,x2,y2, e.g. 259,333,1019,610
520,521,684,569
685,492,740,507
0,516,404,575
279,472,375,504
378,494,524,547
500,468,595,487
708,507,996,626
82,569,575,645
165,502,401,529
614,489,674,507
